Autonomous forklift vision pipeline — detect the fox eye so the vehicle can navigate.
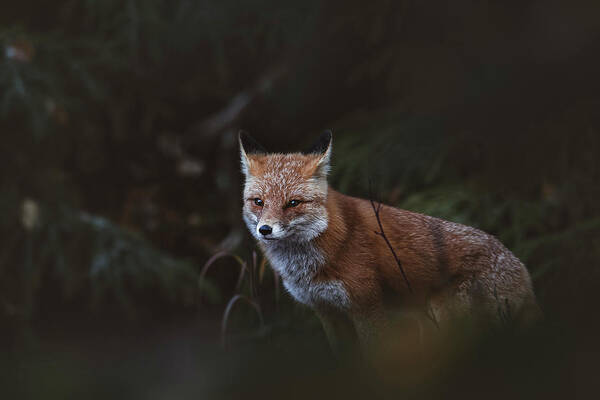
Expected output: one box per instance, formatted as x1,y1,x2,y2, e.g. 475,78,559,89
254,198,264,207
286,199,302,208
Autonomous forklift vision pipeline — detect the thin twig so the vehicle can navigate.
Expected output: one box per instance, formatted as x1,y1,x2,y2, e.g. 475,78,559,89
368,180,413,293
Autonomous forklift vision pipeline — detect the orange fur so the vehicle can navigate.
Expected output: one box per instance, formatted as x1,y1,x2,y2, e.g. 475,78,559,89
240,131,540,353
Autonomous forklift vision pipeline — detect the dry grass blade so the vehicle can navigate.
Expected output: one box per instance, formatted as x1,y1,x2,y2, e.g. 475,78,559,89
272,268,280,310
234,263,247,291
251,250,258,297
425,304,440,330
199,251,248,301
221,294,265,348
258,255,268,284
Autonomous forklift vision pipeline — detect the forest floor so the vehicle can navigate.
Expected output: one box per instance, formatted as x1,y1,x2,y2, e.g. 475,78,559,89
3,302,596,400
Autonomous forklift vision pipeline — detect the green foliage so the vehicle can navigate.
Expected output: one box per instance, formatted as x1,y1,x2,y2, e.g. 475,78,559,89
0,0,321,136
0,192,219,321
330,109,447,196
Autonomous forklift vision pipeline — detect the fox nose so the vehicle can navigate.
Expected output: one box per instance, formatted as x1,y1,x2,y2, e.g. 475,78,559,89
258,225,273,236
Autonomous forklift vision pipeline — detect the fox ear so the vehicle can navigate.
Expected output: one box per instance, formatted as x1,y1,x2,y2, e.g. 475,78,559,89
239,130,267,176
304,130,332,156
239,130,267,155
305,130,332,178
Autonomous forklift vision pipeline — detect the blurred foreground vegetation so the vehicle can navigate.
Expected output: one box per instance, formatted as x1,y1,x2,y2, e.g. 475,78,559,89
1,1,599,398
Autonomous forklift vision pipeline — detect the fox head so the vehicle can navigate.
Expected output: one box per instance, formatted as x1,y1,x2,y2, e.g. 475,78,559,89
239,130,332,243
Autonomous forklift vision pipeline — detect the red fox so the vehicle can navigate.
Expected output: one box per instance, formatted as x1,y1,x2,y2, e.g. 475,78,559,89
239,130,539,352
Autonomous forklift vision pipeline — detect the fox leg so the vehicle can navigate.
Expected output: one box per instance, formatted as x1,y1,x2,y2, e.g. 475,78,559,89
427,274,528,328
427,275,497,329
352,305,391,354
316,309,358,358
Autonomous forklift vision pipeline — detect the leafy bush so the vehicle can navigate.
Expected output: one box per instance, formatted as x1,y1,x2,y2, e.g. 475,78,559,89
0,192,219,322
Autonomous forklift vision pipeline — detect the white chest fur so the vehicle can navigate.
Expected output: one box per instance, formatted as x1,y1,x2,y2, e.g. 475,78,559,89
264,241,351,311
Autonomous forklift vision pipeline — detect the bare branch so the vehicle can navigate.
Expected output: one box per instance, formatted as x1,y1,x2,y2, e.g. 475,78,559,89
368,180,413,293
185,65,286,143
157,65,286,176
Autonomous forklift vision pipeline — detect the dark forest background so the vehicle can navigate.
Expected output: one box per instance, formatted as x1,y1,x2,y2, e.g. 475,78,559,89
1,1,599,399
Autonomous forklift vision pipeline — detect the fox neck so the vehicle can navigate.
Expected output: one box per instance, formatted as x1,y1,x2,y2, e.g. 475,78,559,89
262,239,325,281
260,187,346,279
